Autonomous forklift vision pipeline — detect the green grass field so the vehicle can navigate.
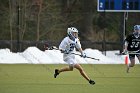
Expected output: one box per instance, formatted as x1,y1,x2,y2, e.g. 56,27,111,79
0,64,140,93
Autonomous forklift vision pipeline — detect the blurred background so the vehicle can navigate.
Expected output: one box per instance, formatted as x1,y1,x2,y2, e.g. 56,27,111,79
0,0,140,52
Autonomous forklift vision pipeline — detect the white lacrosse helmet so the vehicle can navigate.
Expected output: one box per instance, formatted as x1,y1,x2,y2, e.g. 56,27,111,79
134,25,140,31
67,27,78,40
133,25,140,37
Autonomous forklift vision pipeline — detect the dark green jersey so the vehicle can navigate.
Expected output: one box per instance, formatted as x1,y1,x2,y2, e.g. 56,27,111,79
125,34,140,51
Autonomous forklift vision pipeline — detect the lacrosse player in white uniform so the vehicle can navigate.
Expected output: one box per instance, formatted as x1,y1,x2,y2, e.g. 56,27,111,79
54,27,95,85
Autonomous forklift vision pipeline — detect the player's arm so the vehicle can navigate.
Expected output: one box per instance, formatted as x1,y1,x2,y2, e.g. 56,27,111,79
77,47,86,58
75,39,86,57
78,47,83,54
59,38,70,54
123,41,128,53
122,35,130,54
59,38,66,51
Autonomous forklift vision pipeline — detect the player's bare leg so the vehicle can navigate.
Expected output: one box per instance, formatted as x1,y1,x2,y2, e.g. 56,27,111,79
54,66,73,78
74,64,95,85
137,56,140,63
127,58,135,73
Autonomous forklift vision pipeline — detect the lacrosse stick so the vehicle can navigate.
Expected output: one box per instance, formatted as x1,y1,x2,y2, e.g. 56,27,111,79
49,46,100,61
115,51,140,55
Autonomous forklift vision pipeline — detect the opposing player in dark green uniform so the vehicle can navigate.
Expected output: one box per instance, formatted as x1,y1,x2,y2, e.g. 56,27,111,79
123,25,140,73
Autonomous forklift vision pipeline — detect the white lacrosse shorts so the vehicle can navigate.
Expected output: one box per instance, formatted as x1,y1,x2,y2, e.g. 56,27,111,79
63,54,77,66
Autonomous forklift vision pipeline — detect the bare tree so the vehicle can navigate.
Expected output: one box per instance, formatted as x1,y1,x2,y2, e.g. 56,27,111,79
21,0,27,41
9,0,14,50
30,0,43,42
36,0,42,42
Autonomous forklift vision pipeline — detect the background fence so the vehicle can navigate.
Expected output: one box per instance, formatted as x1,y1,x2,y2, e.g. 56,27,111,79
0,40,121,52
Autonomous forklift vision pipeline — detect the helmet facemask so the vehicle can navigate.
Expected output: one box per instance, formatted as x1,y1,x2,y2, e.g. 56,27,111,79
133,25,140,38
72,32,78,38
67,27,79,41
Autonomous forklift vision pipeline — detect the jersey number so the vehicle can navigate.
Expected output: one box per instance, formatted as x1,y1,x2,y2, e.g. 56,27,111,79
69,43,75,51
130,42,139,48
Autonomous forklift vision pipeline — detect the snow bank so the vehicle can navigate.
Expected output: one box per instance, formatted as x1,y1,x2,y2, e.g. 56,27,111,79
0,47,139,64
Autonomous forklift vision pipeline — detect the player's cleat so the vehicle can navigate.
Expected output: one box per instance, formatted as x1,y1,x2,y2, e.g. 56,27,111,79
89,80,95,85
54,69,59,78
126,65,130,73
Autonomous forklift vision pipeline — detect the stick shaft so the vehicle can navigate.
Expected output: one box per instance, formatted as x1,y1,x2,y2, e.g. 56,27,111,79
49,46,100,61
71,53,99,60
116,51,140,55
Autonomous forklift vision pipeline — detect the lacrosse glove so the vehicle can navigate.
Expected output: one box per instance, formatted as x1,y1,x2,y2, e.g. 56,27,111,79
81,52,86,58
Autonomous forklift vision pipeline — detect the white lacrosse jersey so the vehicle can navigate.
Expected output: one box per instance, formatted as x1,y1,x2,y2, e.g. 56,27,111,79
59,37,81,64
